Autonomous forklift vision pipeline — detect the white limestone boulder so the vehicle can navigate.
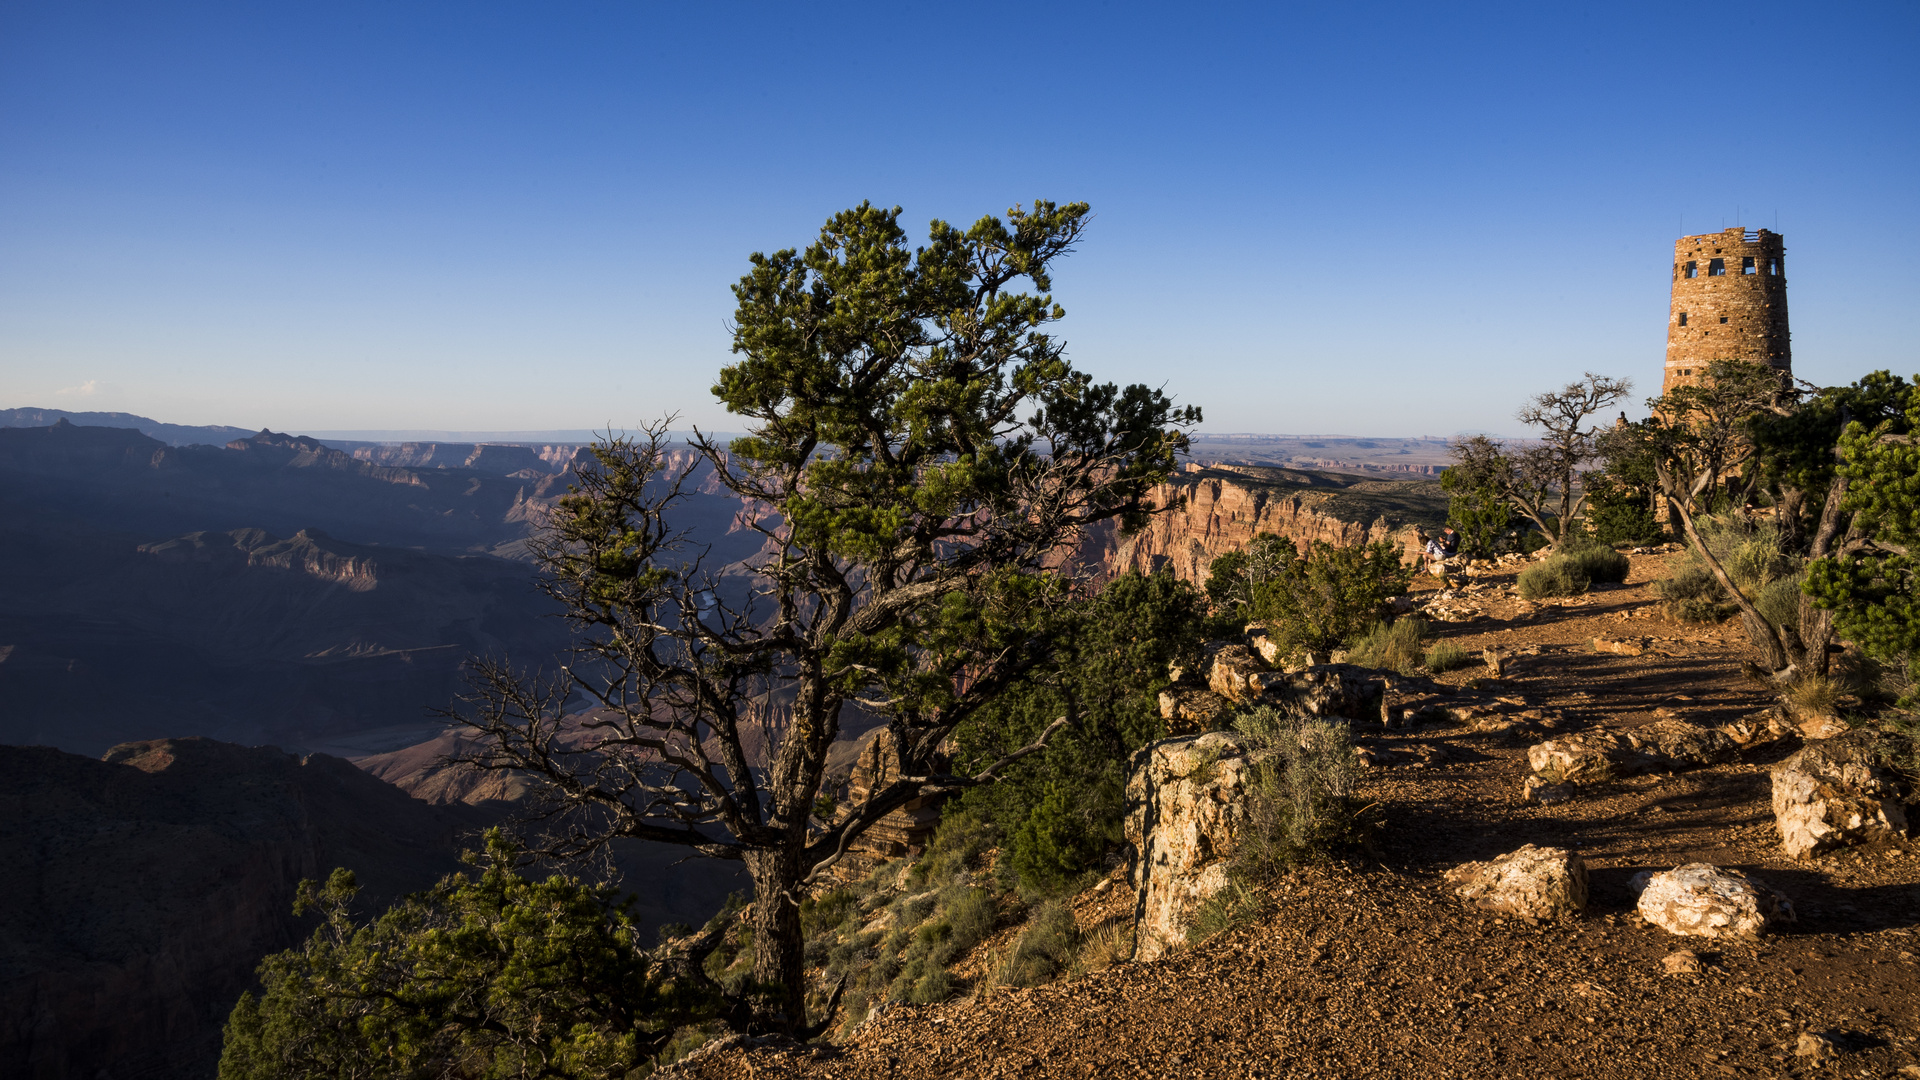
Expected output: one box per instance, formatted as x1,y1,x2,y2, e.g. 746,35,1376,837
1771,730,1911,859
1628,863,1793,939
1443,844,1587,920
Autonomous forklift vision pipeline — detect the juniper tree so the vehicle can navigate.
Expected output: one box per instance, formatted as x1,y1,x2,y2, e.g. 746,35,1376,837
450,201,1198,1030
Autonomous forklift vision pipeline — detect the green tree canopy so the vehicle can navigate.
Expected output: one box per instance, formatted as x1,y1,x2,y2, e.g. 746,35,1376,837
220,832,709,1080
450,200,1199,1027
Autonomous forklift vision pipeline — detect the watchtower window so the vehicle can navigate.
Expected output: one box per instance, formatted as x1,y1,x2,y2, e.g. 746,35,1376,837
1684,261,1698,278
1720,316,1729,324
1768,257,1781,276
1742,256,1756,274
1709,258,1726,276
1678,312,1689,326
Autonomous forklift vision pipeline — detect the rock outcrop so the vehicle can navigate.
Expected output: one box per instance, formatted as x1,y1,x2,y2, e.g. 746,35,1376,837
0,738,484,1080
1629,864,1793,939
1771,730,1912,858
1125,732,1261,962
1527,720,1736,783
1077,466,1445,586
1443,845,1588,920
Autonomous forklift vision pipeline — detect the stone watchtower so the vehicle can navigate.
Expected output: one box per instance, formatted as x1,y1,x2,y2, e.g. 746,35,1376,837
1663,227,1790,393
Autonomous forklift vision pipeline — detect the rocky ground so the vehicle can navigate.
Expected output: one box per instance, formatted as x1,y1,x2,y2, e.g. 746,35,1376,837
676,551,1920,1079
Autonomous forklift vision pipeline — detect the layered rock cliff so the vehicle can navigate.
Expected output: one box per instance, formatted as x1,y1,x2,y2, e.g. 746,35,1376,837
1080,465,1449,585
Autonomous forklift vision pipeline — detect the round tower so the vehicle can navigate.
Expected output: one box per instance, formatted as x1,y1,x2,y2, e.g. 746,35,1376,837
1663,227,1790,394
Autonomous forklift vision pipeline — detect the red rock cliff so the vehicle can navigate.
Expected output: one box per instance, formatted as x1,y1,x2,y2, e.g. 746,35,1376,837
1079,466,1446,585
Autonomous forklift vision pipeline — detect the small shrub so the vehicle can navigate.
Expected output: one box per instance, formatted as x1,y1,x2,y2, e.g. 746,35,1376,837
1073,918,1134,974
1756,572,1806,632
1784,674,1841,720
1424,640,1472,673
1250,540,1414,655
1558,540,1630,585
1184,880,1266,944
991,901,1080,988
1517,557,1591,600
1347,618,1427,675
1231,706,1368,881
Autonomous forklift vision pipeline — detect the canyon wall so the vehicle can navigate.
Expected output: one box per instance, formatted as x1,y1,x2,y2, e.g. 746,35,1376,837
1081,465,1447,586
0,739,485,1080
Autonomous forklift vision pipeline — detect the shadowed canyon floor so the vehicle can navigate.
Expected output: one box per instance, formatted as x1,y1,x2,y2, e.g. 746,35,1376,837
679,551,1920,1079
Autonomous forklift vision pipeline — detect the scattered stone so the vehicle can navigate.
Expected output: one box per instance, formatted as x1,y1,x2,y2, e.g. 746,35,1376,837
1443,844,1588,921
1527,729,1638,783
1590,637,1647,656
1482,648,1508,678
1791,712,1851,740
1629,864,1794,939
1521,776,1576,806
1771,729,1912,859
1526,720,1735,784
1716,711,1794,748
1243,622,1284,665
1794,1031,1838,1062
1660,949,1701,975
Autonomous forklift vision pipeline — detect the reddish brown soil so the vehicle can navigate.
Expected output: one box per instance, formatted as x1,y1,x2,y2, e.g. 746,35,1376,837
680,553,1920,1079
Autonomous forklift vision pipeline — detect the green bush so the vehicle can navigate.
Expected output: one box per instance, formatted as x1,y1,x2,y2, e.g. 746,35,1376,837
1656,515,1801,626
1559,541,1630,584
955,571,1210,894
1346,618,1427,675
1584,476,1664,546
1517,557,1591,599
1251,540,1414,655
1230,706,1368,881
220,832,706,1080
1756,572,1807,633
1424,640,1473,673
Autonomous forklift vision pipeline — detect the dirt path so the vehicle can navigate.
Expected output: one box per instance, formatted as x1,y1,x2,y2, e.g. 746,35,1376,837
681,553,1920,1079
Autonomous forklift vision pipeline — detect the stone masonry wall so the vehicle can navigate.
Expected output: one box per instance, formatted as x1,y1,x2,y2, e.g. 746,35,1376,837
1664,227,1790,394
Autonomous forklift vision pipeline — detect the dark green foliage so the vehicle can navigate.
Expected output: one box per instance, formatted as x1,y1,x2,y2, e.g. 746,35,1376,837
219,831,707,1080
1346,618,1427,675
1204,533,1298,611
1517,557,1590,599
1582,473,1664,546
1808,377,1920,703
1250,540,1414,655
1750,370,1914,536
954,572,1209,893
1440,460,1518,558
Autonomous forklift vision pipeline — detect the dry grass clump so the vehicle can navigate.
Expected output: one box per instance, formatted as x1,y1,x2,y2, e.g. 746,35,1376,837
1073,919,1135,975
987,901,1080,989
1347,618,1426,675
1518,558,1591,599
1424,640,1473,673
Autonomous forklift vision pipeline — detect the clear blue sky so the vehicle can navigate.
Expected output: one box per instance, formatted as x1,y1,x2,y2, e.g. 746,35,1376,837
2,1,1915,437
